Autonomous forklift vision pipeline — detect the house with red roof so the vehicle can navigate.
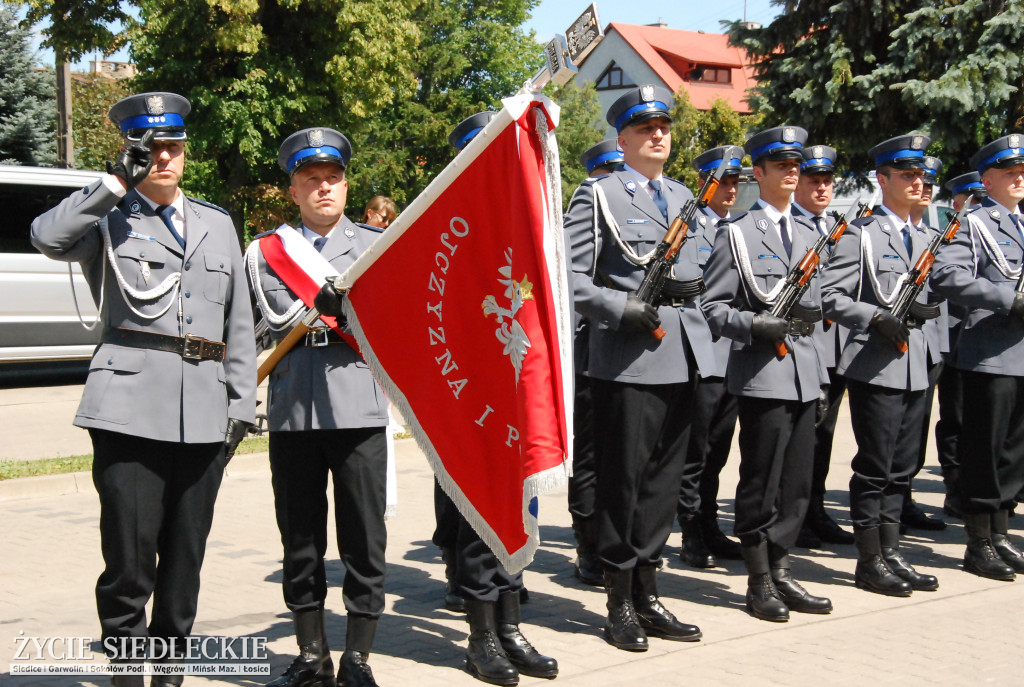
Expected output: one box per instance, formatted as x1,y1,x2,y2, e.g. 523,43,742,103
573,21,757,134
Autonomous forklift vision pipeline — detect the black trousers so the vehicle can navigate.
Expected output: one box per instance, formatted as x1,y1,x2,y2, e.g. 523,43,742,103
846,380,926,527
811,368,847,502
454,512,522,603
734,397,816,548
90,428,226,654
910,359,944,482
269,427,387,618
591,377,694,571
677,375,738,519
933,359,962,474
956,371,1024,514
568,373,596,522
432,481,460,550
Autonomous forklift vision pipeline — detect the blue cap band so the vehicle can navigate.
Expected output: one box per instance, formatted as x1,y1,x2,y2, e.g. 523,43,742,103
287,146,344,172
952,180,985,194
875,148,924,165
454,126,484,150
801,157,833,170
698,157,742,174
977,147,1024,173
586,150,624,173
614,101,670,131
119,113,185,133
749,140,803,161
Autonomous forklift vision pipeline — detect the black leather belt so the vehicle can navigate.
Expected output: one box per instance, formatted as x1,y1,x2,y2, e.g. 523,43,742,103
104,328,226,361
658,277,707,307
304,327,347,347
784,304,822,338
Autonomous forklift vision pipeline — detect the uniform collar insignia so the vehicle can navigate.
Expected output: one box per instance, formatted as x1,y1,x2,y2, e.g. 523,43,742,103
344,226,355,238
698,216,707,226
756,218,768,230
991,209,1001,219
130,200,142,214
624,179,637,195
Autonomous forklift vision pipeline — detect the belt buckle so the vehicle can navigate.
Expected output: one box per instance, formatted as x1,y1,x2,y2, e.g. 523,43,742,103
182,334,205,360
306,328,330,347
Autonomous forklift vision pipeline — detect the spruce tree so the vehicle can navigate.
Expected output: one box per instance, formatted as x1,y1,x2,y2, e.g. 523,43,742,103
0,3,55,165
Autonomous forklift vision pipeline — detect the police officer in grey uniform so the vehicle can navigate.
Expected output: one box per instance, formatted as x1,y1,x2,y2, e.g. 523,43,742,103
702,125,833,622
676,145,743,569
569,138,625,586
564,85,705,651
820,134,941,597
31,92,257,687
931,133,1024,581
253,128,386,687
789,145,856,548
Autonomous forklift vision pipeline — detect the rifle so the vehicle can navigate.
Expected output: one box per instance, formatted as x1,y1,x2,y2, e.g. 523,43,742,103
635,145,743,339
887,206,968,353
256,307,323,385
770,209,851,358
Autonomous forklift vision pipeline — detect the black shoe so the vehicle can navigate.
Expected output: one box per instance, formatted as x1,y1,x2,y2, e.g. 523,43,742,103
964,541,1017,580
806,504,855,545
701,517,743,560
634,597,702,641
771,569,832,614
496,591,557,679
993,536,1024,572
745,573,789,622
268,610,336,687
465,599,519,686
901,500,947,531
853,527,913,597
879,522,939,591
795,524,822,549
336,651,377,687
603,570,648,652
678,515,716,569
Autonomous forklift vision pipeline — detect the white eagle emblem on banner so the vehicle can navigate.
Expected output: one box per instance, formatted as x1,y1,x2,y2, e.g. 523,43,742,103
482,248,533,383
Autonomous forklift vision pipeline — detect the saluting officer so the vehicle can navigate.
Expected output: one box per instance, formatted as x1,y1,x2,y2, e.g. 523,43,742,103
701,125,833,623
676,145,743,569
569,138,625,587
789,144,856,548
250,128,387,687
564,85,706,651
820,134,941,597
931,133,1024,581
31,92,257,686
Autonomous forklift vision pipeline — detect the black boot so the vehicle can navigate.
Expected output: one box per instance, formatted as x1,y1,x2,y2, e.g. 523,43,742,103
879,522,939,591
701,515,743,560
440,547,465,612
805,496,855,545
963,512,1016,580
742,541,788,622
769,546,832,614
336,617,378,687
267,609,336,687
632,566,702,641
496,591,558,678
853,527,912,597
602,568,648,652
464,599,518,686
901,499,946,531
990,510,1024,573
571,518,604,586
678,513,716,568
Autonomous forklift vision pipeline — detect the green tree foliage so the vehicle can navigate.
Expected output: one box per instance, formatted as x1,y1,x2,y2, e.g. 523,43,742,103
544,80,603,208
71,73,129,172
666,90,761,190
0,3,54,165
729,0,1024,184
21,0,130,61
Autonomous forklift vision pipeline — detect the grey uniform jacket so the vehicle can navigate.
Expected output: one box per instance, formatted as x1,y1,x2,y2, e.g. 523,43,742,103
819,212,931,391
791,206,847,370
564,169,718,384
30,179,257,443
701,206,827,401
931,198,1024,376
691,208,730,378
252,218,388,431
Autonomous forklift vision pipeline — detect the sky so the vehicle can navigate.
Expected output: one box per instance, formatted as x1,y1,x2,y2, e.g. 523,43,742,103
30,0,784,69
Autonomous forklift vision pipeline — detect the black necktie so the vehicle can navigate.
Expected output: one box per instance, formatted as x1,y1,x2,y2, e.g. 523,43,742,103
649,179,668,223
902,226,913,258
313,236,327,253
156,205,185,249
780,216,792,258
815,216,826,235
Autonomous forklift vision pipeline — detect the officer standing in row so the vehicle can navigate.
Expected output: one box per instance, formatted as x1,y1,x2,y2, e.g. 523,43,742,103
931,133,1024,581
569,138,625,587
701,125,833,622
564,85,705,651
676,145,743,569
250,128,388,687
789,144,856,548
31,92,257,687
820,134,940,597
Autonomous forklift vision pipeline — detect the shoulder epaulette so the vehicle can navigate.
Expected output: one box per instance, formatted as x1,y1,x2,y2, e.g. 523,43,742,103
188,196,230,215
355,221,386,234
250,229,280,241
725,210,749,224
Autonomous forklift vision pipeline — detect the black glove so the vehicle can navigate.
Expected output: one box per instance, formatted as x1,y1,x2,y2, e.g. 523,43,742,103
223,418,253,463
106,129,154,190
621,292,660,332
750,313,789,342
314,280,345,318
870,308,909,346
1010,293,1024,318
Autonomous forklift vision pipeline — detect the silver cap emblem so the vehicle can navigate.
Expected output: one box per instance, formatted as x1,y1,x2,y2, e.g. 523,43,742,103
307,129,325,147
911,135,924,149
782,127,796,143
812,146,823,159
640,85,655,102
1010,134,1021,148
145,95,165,115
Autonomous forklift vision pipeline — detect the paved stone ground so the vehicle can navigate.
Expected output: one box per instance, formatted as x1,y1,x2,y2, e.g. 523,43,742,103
3,402,1024,686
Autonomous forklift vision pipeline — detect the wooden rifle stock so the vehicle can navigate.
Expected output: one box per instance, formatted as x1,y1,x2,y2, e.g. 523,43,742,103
256,308,322,385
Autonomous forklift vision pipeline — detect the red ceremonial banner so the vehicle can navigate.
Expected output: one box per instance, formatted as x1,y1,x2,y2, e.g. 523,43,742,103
337,92,573,572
